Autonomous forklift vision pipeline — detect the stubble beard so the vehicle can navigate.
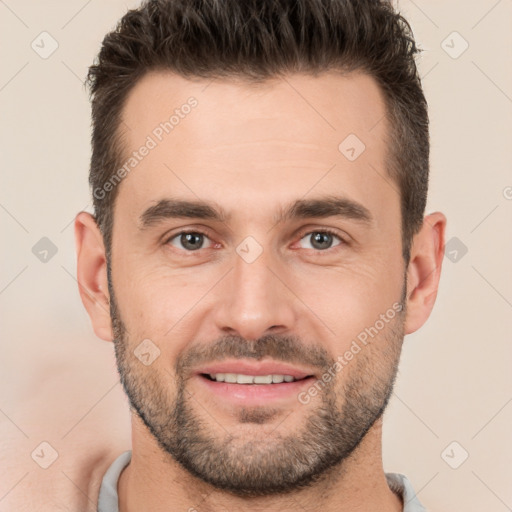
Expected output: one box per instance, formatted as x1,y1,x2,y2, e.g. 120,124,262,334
108,272,406,496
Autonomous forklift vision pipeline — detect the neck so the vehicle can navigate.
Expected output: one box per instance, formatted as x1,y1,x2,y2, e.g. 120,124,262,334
118,415,403,512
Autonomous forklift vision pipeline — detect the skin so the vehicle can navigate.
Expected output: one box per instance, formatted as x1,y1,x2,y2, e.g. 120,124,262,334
75,70,446,511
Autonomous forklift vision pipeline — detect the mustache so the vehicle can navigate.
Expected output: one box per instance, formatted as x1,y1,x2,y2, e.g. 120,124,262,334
176,334,334,377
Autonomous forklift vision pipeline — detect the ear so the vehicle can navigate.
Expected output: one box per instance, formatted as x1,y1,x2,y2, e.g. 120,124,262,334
74,211,113,341
404,212,447,335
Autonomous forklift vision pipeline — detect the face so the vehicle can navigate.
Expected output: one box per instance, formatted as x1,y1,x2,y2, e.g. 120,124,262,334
108,71,407,496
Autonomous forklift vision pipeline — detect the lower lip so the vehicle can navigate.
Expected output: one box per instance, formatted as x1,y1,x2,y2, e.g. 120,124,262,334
195,374,316,406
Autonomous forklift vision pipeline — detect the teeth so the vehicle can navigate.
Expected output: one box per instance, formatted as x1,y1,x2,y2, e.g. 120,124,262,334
208,373,299,384
237,374,254,384
254,375,273,384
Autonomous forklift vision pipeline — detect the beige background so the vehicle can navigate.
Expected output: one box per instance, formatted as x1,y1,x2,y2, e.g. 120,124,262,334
1,1,511,510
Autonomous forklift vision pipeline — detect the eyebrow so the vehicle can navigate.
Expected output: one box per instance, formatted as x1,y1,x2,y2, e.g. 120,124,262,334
275,196,373,225
138,195,373,230
139,199,228,229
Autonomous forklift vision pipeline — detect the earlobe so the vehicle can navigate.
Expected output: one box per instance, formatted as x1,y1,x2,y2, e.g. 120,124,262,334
74,212,113,342
404,212,447,335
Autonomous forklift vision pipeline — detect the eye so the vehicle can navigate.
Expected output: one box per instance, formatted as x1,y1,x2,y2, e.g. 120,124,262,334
167,231,214,251
298,230,343,251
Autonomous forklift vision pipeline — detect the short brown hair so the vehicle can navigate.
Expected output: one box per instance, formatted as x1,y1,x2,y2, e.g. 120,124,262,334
87,0,428,264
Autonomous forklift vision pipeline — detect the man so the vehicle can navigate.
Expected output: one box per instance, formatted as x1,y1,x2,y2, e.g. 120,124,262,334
75,0,446,510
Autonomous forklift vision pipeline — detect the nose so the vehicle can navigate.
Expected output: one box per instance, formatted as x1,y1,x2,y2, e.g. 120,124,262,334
213,247,297,341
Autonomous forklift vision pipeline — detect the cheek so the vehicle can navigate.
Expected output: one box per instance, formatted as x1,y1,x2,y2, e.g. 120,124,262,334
111,267,165,342
113,266,214,359
287,247,404,348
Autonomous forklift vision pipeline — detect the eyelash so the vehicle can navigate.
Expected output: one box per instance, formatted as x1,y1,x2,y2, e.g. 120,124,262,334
164,228,348,254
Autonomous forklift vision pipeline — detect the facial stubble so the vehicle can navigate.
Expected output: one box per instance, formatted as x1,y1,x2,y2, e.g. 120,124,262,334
108,267,406,497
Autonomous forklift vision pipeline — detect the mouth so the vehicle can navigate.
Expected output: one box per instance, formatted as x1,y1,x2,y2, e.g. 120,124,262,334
193,360,317,405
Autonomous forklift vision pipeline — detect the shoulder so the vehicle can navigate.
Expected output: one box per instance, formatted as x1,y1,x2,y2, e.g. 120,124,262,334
64,449,121,511
386,473,428,512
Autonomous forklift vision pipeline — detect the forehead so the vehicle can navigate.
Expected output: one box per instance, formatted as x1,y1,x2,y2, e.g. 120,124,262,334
121,70,387,149
115,70,394,227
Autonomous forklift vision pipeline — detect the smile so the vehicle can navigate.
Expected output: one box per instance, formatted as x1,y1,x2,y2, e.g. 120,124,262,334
203,373,306,384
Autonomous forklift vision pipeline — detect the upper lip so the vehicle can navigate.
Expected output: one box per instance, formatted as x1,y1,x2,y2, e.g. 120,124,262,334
195,359,316,379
